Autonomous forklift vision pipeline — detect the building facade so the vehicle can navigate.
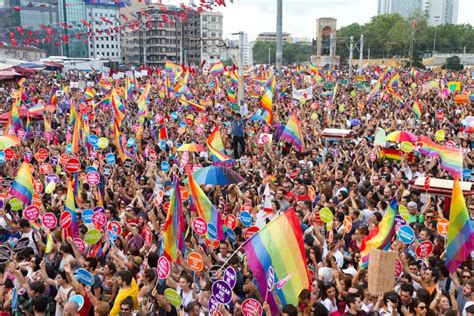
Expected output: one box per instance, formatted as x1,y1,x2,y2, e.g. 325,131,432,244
0,45,46,61
86,3,121,63
200,11,224,65
225,33,253,67
377,0,423,18
423,0,459,25
256,32,293,44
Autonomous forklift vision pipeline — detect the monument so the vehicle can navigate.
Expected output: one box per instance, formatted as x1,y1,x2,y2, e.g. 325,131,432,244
311,18,340,66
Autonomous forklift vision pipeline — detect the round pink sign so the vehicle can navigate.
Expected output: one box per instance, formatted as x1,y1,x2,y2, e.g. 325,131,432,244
42,212,57,229
86,172,100,185
60,211,72,229
23,205,40,221
157,256,170,279
73,238,86,253
192,217,208,235
92,211,107,227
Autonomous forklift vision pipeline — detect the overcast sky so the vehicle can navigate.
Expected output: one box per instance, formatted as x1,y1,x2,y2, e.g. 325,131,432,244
159,0,474,41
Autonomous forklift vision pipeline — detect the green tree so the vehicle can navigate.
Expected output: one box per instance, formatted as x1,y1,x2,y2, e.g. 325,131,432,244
252,41,312,65
442,56,464,71
252,41,276,64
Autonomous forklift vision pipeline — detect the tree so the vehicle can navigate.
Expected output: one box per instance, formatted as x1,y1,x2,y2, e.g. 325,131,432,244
442,56,464,71
252,41,312,65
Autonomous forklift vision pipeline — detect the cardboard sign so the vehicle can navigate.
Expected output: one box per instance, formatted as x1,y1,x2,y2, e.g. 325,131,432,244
0,245,12,264
208,265,223,282
107,221,122,236
84,229,101,245
35,148,49,162
164,288,182,308
224,267,237,289
65,158,81,173
42,212,57,229
368,249,397,295
92,211,107,227
60,211,72,229
187,252,203,272
73,238,86,253
212,280,232,304
74,268,94,286
416,240,434,258
12,237,30,253
86,172,100,185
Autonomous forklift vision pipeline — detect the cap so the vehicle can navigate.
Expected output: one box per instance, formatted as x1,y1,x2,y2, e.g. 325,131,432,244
342,267,357,277
407,201,418,209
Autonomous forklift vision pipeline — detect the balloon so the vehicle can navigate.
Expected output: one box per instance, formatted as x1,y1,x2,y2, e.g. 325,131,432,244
45,181,56,194
435,130,445,141
400,142,413,153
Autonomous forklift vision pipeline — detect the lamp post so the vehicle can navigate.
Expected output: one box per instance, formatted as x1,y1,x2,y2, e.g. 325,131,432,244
432,16,440,55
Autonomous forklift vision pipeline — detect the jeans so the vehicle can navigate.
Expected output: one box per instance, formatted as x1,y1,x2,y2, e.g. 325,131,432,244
232,136,245,159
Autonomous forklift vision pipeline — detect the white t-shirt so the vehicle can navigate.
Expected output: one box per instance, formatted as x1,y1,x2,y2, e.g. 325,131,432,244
322,298,338,313
176,286,195,309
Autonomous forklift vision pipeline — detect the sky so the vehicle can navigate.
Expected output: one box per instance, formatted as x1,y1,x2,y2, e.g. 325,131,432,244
212,0,474,41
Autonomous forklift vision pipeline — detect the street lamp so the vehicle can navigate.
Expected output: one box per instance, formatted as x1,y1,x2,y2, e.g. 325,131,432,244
432,16,440,55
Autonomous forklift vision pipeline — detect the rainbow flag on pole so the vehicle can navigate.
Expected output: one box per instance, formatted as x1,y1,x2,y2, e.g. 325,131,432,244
10,162,34,205
180,96,205,112
206,127,232,162
243,209,310,315
209,61,225,75
187,168,224,240
4,99,22,134
163,176,185,263
418,136,463,178
113,121,127,163
280,113,305,152
259,76,275,124
360,199,397,268
71,113,81,153
65,177,79,238
111,88,126,127
446,177,474,274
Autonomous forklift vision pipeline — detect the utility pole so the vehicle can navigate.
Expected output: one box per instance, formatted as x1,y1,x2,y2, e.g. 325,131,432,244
268,47,271,65
358,34,364,75
181,21,186,65
275,0,283,74
232,32,244,114
348,36,354,79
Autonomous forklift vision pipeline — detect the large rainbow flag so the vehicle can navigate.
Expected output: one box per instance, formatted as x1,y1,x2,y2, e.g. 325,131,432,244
10,162,34,205
209,61,225,75
418,136,463,178
446,177,474,273
163,176,185,263
259,75,275,124
243,209,310,315
186,169,224,240
360,199,398,268
280,113,305,152
65,177,79,238
206,127,232,162
412,100,422,120
111,88,126,127
4,99,22,134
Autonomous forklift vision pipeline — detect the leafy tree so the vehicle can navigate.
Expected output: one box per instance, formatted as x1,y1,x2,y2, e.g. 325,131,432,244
442,56,464,71
252,41,312,65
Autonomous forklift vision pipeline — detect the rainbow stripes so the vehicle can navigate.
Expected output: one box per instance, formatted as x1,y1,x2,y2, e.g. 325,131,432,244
10,162,34,205
5,99,22,134
137,82,151,116
412,100,422,120
28,100,45,115
69,99,77,126
99,78,113,91
280,113,305,152
25,114,31,140
418,136,463,178
209,61,225,75
111,88,126,127
187,169,223,240
71,113,81,153
207,127,231,162
446,177,474,274
243,209,310,315
389,73,400,88
360,199,397,268
163,177,185,263
84,87,96,101
259,76,275,124
180,97,205,112
113,121,127,163
65,177,79,238
125,76,133,101
366,82,381,102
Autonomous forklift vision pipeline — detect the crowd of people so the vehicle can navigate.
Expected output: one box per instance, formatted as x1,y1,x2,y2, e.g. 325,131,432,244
0,62,472,316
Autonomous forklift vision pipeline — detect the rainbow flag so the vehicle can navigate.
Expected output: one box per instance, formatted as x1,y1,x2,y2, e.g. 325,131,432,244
69,99,77,126
227,88,236,105
180,96,205,112
164,75,170,98
4,99,22,134
418,136,463,178
25,114,32,140
111,88,126,127
99,78,113,91
113,121,127,163
412,100,422,120
125,76,133,101
65,177,79,238
48,87,58,107
230,71,238,85
10,162,34,205
71,113,81,153
366,82,381,102
386,87,404,106
207,127,232,162
243,209,310,315
28,100,45,115
360,199,397,268
446,177,474,274
259,76,275,124
84,87,96,101
89,241,103,257
44,117,51,132
209,61,225,75
137,82,151,116
388,73,400,88
163,176,185,263
187,168,224,240
280,113,305,152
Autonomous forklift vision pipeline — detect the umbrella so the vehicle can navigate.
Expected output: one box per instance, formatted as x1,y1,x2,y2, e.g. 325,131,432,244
386,131,418,143
177,143,206,152
0,135,20,150
190,166,243,185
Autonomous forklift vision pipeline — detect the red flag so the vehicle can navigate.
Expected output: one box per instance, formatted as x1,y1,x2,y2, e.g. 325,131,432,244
200,59,206,70
17,26,24,34
27,30,33,37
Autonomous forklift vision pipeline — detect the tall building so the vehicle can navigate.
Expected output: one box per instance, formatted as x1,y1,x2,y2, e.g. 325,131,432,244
86,3,121,63
423,0,459,25
58,0,88,58
200,11,224,65
377,0,423,18
225,33,253,67
256,32,293,44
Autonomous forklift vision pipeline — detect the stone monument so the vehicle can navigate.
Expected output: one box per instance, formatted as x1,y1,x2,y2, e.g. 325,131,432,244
310,18,340,66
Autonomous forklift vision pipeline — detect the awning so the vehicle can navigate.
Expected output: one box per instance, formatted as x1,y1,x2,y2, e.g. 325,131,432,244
18,62,45,69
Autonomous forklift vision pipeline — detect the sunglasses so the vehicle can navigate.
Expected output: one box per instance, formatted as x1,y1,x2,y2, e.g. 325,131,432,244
463,275,471,279
417,306,427,310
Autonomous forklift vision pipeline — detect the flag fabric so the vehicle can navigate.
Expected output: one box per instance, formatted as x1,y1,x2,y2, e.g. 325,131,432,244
28,100,46,115
25,114,32,140
84,87,95,101
99,78,113,91
71,113,81,153
180,97,205,112
125,76,133,101
389,74,400,88
259,76,275,124
446,177,474,274
412,100,422,120
207,127,232,162
418,136,463,178
227,88,236,105
243,209,310,315
113,121,127,163
10,162,34,205
4,99,22,134
366,82,381,102
186,168,224,240
65,177,79,238
163,176,185,263
209,61,225,75
448,81,461,92
386,87,404,106
111,88,126,127
69,99,77,126
280,113,305,152
230,71,239,85
359,199,398,268
380,148,414,163
137,82,151,116
48,87,58,107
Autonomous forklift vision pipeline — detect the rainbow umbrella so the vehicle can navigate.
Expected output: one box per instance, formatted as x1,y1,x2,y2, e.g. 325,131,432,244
0,135,20,150
188,166,243,185
386,131,418,143
177,143,206,152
